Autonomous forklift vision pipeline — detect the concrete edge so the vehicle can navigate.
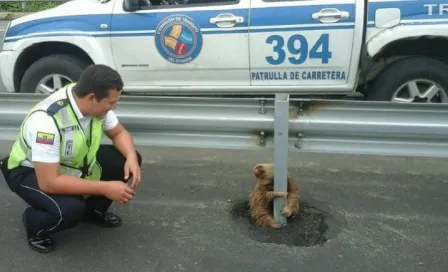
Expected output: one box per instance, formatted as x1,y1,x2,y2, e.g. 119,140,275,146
0,12,33,20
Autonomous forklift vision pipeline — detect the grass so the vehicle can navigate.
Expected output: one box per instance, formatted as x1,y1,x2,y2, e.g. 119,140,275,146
0,1,62,12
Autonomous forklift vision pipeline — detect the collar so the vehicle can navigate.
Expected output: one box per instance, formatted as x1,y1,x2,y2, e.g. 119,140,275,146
67,85,86,120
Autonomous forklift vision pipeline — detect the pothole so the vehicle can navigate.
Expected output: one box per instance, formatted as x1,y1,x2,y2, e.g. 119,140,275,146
230,199,346,247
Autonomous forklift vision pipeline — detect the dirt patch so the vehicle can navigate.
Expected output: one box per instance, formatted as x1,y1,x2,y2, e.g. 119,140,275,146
230,199,346,247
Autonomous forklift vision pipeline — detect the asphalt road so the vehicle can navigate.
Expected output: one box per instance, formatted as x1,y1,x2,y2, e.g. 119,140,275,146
1,20,8,92
0,139,447,271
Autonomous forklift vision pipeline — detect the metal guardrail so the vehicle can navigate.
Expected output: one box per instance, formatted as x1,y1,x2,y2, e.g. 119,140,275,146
1,92,448,226
1,93,447,158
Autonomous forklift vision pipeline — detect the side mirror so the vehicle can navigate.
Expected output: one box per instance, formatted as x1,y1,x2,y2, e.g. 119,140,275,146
123,0,140,12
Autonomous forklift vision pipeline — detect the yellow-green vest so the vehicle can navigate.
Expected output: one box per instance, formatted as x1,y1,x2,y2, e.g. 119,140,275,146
7,83,104,181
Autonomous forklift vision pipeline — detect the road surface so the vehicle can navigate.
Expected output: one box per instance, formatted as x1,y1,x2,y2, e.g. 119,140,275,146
0,140,447,271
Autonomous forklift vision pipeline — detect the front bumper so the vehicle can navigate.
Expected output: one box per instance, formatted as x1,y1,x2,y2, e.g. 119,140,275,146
0,50,20,93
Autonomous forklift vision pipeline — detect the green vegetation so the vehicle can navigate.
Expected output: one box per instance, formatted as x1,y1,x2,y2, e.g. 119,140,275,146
0,1,62,12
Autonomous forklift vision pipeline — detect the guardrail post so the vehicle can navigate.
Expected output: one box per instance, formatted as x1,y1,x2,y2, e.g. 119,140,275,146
273,93,290,227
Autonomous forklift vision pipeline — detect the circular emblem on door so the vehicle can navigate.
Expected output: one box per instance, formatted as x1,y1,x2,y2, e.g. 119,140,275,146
154,14,203,64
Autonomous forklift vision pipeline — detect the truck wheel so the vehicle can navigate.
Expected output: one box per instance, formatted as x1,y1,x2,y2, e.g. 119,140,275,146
19,54,90,94
366,56,448,103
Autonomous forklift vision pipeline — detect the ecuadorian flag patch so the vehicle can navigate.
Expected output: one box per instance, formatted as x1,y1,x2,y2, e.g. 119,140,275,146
36,132,55,145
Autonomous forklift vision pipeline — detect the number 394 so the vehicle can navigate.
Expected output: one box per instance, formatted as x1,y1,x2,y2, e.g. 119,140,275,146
265,33,332,65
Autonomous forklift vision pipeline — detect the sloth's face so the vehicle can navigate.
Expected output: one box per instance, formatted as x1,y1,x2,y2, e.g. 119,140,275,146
253,163,275,185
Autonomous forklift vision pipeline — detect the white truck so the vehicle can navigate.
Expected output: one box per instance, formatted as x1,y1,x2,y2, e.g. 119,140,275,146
1,0,448,103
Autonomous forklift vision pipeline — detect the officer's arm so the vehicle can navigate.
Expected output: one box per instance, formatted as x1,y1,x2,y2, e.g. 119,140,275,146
33,152,108,196
28,113,109,195
34,162,108,195
103,110,138,161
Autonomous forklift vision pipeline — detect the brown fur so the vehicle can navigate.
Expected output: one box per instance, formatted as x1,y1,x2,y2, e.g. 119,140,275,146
248,163,300,228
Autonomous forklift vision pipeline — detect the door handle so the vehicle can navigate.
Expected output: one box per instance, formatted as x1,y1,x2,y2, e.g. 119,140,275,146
210,13,244,27
312,8,349,23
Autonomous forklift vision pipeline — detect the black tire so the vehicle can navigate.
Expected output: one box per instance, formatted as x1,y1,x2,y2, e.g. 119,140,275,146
366,56,448,102
19,54,90,93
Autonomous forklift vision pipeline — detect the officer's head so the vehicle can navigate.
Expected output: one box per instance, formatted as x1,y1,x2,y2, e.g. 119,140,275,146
72,64,124,118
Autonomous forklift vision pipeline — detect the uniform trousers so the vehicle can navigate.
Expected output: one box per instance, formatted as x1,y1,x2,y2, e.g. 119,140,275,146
0,144,142,238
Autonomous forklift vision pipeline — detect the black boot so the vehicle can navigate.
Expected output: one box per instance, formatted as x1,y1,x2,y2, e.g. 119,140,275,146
22,209,55,253
84,209,122,228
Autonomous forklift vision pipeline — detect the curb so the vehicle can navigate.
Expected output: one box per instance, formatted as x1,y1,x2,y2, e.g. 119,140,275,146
0,12,33,20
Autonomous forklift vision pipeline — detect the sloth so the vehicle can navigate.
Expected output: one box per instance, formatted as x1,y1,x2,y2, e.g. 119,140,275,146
248,163,300,228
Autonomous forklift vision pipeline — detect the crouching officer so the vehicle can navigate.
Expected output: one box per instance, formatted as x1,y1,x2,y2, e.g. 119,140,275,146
0,64,142,253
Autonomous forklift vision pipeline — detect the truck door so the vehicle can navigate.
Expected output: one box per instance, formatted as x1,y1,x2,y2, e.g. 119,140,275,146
110,0,250,93
248,0,364,94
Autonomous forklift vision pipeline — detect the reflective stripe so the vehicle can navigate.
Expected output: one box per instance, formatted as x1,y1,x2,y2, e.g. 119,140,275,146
59,165,83,177
58,102,74,166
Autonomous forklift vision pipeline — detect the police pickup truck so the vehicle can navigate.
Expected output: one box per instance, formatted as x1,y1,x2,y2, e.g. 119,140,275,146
1,0,448,103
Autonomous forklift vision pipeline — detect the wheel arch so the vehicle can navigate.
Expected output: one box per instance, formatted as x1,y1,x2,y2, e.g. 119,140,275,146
13,41,95,92
360,25,448,102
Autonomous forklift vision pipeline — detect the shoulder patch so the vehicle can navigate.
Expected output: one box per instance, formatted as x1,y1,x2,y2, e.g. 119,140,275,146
36,131,55,145
47,99,68,115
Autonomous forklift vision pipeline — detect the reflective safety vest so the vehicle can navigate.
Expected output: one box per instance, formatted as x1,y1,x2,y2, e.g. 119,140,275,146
7,83,104,181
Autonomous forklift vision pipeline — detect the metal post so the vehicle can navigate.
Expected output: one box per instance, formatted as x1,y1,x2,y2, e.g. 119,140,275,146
273,93,290,227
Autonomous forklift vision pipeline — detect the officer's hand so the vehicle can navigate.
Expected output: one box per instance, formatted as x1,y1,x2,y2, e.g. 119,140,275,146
103,181,135,204
124,155,141,189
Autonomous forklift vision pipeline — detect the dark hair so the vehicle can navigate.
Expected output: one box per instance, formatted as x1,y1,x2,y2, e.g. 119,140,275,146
72,64,124,100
